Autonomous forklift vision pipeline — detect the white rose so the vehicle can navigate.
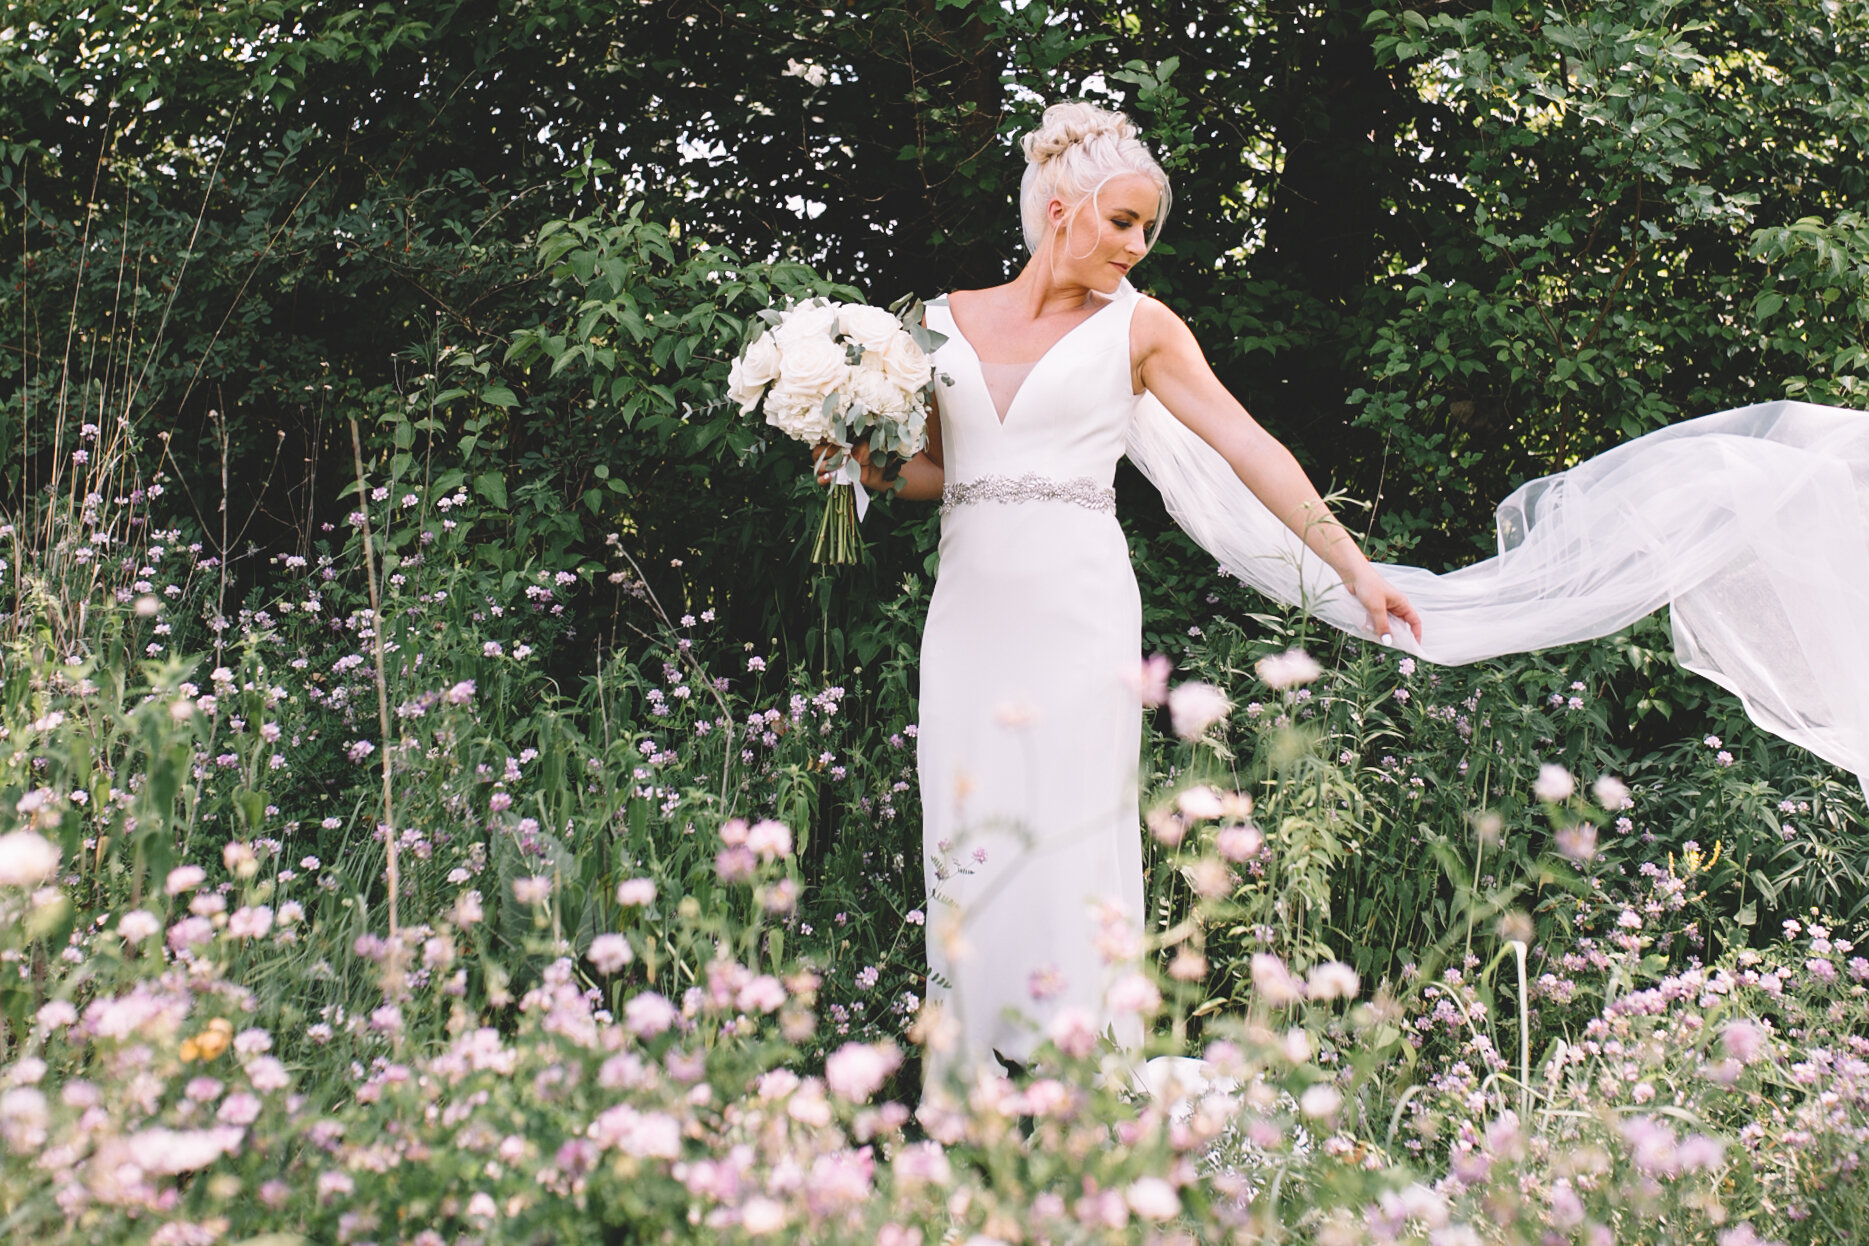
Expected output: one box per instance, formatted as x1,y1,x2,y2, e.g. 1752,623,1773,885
771,299,841,347
776,333,853,403
871,328,934,391
838,303,906,351
846,365,928,458
727,331,781,414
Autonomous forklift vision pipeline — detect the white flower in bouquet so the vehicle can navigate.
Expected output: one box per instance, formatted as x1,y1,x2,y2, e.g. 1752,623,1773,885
726,331,782,414
849,364,913,417
771,298,841,346
777,329,852,394
846,356,930,461
749,328,846,443
847,365,927,461
764,380,839,443
871,327,936,392
837,302,906,350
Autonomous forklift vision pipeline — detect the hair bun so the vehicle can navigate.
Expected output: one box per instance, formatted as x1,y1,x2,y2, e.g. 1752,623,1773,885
1014,97,1171,255
1021,101,1137,166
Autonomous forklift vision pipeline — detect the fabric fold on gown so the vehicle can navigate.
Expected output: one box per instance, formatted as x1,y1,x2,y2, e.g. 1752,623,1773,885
1123,395,1869,796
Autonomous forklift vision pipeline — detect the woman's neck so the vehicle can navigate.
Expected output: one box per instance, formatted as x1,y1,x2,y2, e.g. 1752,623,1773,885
1005,260,1098,322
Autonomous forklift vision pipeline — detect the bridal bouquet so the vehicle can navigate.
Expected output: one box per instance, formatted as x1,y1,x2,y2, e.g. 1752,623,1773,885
727,295,944,564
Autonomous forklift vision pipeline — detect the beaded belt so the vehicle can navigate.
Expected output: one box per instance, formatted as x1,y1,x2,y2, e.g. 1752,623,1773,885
939,473,1117,517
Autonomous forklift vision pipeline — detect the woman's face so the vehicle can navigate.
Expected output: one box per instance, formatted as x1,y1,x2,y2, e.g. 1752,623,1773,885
1048,172,1161,291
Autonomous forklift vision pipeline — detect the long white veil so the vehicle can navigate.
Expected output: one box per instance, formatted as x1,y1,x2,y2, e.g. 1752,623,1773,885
1124,395,1869,796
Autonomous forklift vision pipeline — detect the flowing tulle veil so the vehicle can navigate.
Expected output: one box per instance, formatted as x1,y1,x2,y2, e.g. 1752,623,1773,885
1125,395,1869,798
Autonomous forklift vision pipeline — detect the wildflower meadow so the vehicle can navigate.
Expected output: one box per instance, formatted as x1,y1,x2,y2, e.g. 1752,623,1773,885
3,392,1865,1243
5,1,1869,1242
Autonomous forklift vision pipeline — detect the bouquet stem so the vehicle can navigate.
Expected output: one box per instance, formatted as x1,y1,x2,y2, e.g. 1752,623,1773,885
812,483,861,566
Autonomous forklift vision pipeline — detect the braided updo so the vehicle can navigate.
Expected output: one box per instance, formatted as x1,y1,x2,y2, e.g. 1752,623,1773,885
1018,100,1171,255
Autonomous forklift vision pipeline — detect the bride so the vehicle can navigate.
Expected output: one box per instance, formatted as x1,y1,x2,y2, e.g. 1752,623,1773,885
820,99,1869,1090
821,100,1420,1086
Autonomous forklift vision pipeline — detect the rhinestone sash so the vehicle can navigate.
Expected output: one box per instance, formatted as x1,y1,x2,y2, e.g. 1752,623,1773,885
940,473,1117,517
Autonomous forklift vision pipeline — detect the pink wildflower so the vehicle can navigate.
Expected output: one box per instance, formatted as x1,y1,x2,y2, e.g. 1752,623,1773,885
616,878,657,906
1126,1176,1180,1221
1046,1007,1101,1059
165,864,206,895
1255,648,1322,689
587,934,634,974
625,991,678,1036
1250,953,1304,1006
0,831,59,887
1167,681,1230,739
825,1041,903,1102
1127,653,1171,706
227,905,274,938
746,820,792,861
1534,764,1575,802
1216,823,1264,862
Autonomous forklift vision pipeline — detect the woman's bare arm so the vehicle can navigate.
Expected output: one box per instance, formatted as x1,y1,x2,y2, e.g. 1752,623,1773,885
1132,297,1422,643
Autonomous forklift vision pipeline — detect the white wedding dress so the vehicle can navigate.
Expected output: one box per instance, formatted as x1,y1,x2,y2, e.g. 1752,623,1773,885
915,275,1869,1090
918,282,1150,1083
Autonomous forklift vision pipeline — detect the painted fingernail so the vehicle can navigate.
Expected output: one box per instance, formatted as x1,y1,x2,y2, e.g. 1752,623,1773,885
1380,633,1393,646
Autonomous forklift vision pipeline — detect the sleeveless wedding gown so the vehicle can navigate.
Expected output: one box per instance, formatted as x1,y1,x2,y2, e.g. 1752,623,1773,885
912,274,1869,1092
917,281,1150,1084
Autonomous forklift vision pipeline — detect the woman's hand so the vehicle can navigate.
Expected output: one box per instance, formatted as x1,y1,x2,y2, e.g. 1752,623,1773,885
813,440,891,492
1344,567,1424,647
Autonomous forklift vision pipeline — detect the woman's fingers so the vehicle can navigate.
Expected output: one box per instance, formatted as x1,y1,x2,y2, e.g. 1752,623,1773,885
1373,588,1424,645
1367,601,1391,646
1354,572,1425,646
812,441,888,490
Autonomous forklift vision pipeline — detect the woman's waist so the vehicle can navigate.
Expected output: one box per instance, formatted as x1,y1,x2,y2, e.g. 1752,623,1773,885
939,470,1117,518
933,500,1133,580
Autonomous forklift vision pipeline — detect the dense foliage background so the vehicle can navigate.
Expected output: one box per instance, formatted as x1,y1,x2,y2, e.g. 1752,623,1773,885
8,0,1867,635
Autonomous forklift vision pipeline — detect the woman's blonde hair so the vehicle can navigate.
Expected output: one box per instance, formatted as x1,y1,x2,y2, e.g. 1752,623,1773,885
1018,100,1172,255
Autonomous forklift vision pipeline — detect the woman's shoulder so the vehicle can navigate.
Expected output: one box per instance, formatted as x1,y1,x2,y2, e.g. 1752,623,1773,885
944,285,1010,313
1130,288,1190,340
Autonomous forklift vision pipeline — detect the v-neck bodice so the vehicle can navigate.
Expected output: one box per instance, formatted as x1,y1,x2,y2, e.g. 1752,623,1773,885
976,359,1038,424
926,280,1144,487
